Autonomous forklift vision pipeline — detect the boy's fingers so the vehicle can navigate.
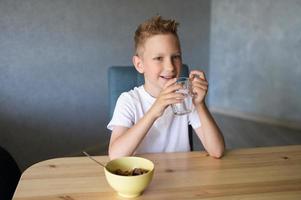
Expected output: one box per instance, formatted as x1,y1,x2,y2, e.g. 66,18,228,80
161,92,185,102
193,83,208,91
189,70,206,81
163,99,183,107
164,94,185,105
163,78,177,89
192,81,209,88
162,82,182,94
193,85,208,92
192,86,208,95
169,92,185,99
192,79,208,86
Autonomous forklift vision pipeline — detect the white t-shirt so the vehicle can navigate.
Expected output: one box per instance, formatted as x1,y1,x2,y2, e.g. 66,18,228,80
107,86,201,154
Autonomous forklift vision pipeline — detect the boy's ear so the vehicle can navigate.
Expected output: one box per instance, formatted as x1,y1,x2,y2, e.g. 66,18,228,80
132,55,144,74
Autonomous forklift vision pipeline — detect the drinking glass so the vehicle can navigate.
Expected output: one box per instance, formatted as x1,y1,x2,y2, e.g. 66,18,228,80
171,77,194,115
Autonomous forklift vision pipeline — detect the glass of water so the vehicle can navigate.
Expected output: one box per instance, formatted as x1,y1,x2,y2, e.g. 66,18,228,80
171,77,194,115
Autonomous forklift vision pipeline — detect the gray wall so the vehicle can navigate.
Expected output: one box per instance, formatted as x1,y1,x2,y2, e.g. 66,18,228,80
0,0,210,171
209,0,301,124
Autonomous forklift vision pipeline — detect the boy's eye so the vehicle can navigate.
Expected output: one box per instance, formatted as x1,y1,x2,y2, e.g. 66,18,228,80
153,57,163,61
172,55,182,60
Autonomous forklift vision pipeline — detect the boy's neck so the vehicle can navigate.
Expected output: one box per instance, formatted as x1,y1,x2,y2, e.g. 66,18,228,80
143,84,160,98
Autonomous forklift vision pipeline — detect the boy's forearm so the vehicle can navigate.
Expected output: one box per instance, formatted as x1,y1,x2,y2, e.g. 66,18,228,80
109,109,158,159
195,103,225,158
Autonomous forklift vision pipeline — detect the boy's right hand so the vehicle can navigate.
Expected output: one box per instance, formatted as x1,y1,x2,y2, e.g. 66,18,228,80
149,78,185,118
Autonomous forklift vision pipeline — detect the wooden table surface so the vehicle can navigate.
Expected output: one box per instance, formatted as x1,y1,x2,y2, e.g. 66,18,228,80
13,145,301,200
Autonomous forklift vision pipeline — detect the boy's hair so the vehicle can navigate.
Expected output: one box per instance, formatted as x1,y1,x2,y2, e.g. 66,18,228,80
134,16,180,56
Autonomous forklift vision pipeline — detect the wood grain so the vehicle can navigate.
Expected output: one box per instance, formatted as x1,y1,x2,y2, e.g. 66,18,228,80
13,145,301,200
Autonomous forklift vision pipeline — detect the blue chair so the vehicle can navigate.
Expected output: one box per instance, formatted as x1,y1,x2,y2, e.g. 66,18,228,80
108,64,194,151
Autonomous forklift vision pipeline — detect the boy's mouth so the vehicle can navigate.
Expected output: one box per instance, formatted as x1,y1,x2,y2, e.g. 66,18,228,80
160,75,175,80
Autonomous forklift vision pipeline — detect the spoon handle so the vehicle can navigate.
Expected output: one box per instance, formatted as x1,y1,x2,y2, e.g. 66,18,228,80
82,151,106,168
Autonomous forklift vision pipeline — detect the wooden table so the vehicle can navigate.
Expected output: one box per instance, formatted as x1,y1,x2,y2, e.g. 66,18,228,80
13,145,301,199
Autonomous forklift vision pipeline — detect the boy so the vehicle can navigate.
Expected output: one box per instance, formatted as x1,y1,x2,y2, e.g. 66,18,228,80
107,16,224,159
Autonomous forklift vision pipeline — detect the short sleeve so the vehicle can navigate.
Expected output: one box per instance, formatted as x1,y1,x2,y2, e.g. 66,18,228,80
188,108,201,129
107,93,135,131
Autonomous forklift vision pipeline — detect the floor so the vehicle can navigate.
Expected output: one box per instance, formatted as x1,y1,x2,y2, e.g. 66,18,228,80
192,113,301,151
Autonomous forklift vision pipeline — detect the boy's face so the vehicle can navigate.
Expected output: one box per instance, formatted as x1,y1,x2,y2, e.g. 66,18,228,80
133,34,182,97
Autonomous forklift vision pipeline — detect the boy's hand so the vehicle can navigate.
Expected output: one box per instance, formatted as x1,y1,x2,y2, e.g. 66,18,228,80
149,78,185,118
189,70,208,106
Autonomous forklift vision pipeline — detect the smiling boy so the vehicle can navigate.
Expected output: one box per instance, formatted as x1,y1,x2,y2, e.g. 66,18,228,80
107,16,225,159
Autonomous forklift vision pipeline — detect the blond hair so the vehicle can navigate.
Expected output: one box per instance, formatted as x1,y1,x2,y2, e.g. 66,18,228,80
134,16,180,55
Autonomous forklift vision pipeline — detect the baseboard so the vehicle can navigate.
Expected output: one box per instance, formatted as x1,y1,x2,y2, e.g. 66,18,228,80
209,106,301,131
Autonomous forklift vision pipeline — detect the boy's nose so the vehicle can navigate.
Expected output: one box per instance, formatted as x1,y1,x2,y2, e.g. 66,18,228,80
164,60,175,71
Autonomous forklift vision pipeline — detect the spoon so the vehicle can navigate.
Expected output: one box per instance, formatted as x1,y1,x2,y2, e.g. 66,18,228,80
82,151,106,168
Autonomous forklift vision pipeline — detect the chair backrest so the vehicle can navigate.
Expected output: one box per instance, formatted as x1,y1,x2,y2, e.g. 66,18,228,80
107,64,193,150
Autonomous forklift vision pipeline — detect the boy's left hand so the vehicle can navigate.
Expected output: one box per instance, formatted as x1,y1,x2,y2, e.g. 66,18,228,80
189,70,208,105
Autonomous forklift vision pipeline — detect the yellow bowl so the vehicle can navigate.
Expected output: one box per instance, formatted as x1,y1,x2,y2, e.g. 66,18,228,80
104,157,154,198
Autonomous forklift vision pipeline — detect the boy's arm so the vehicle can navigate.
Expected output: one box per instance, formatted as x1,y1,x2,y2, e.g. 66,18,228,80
109,79,184,160
189,70,225,158
194,103,225,158
108,109,157,160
